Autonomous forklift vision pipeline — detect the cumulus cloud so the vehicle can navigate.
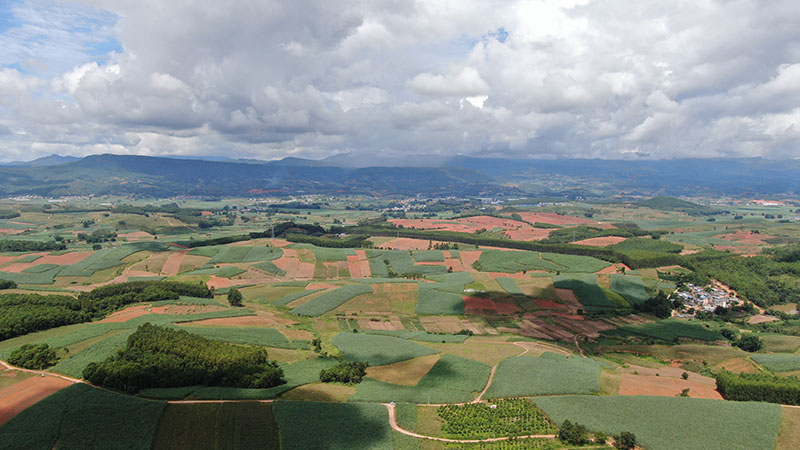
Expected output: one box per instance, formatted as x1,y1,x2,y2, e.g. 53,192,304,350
0,0,799,162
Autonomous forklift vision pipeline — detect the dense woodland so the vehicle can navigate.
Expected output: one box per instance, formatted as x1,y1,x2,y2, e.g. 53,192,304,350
0,240,66,252
716,370,800,405
83,324,285,393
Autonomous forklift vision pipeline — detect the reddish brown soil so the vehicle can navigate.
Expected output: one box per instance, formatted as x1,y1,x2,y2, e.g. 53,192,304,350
459,251,482,271
502,212,605,226
715,357,760,374
179,314,290,326
161,249,189,276
573,236,627,247
503,228,553,241
0,263,31,273
0,228,28,235
149,305,225,315
378,238,440,250
464,296,522,315
272,249,314,279
534,300,568,309
0,376,74,426
748,314,780,324
98,305,153,323
0,255,18,266
119,231,154,241
596,263,631,274
37,251,92,265
618,373,722,399
444,258,465,272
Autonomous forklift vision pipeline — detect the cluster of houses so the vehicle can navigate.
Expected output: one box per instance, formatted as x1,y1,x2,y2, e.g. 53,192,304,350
676,284,739,313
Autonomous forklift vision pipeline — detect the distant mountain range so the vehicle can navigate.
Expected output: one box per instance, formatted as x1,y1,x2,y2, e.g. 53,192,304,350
0,153,797,198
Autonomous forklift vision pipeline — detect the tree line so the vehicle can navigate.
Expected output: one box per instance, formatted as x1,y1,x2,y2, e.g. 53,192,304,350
0,240,66,252
716,370,800,405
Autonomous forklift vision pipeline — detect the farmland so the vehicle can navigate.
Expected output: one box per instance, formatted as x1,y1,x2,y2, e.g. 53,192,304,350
0,194,800,449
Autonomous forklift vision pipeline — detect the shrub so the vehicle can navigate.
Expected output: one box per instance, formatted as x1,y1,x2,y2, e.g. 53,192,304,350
0,279,16,290
558,419,588,445
228,288,243,307
8,343,57,369
735,334,763,352
319,361,368,384
715,370,800,405
615,431,637,449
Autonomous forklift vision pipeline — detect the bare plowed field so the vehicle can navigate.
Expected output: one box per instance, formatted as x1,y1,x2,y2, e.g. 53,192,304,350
618,373,722,399
0,376,73,426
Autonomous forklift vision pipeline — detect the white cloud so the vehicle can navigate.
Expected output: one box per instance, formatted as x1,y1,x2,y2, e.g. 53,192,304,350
1,0,800,162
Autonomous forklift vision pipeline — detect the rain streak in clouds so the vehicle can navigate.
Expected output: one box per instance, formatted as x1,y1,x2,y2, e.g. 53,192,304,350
1,0,799,162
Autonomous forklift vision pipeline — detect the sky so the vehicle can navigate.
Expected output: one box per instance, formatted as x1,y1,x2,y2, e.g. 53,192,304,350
0,0,799,163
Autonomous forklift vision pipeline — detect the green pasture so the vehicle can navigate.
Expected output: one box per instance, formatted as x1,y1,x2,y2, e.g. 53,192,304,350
485,353,601,398
333,332,438,366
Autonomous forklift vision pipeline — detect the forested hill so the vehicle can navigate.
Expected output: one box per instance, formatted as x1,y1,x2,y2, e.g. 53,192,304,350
0,153,798,197
0,154,506,198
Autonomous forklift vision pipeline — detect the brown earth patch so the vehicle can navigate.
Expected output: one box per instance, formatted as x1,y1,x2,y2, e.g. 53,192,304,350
280,328,314,340
119,231,154,241
464,296,522,315
748,314,780,324
98,305,153,323
420,316,491,335
179,314,291,327
714,357,760,374
554,288,583,313
378,238,437,250
503,212,606,226
618,373,722,399
443,258,464,272
0,263,33,273
161,249,189,276
0,255,19,266
502,228,553,241
459,250,482,271
366,354,441,386
0,376,74,426
149,304,225,315
596,263,631,274
36,251,92,265
573,236,627,247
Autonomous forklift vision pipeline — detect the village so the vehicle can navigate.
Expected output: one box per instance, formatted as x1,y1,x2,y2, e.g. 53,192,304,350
676,283,740,313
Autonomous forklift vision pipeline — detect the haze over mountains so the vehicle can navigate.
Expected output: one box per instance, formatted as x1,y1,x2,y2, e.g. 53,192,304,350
0,154,798,198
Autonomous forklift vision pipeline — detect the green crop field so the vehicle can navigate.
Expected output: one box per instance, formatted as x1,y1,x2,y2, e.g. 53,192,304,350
496,277,524,295
290,284,373,316
59,245,156,277
184,266,246,277
0,383,165,450
485,353,601,398
367,249,447,276
362,330,469,343
178,326,295,349
273,401,393,450
152,402,279,450
413,250,445,262
311,247,356,261
415,272,471,314
609,274,649,304
272,288,325,306
609,237,683,253
533,395,782,450
602,319,723,342
539,252,610,273
350,354,491,403
751,354,800,372
476,250,561,273
333,332,438,366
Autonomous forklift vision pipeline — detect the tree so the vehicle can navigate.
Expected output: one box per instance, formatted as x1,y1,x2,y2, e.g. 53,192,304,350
720,328,737,341
735,334,763,352
614,431,637,449
8,344,57,369
558,420,588,445
228,288,243,307
681,371,689,380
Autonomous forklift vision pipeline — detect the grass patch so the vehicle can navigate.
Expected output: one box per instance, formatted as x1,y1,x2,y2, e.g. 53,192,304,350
751,354,800,372
609,274,649,305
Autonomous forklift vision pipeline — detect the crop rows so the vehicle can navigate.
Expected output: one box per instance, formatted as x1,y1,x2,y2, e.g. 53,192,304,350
438,398,557,439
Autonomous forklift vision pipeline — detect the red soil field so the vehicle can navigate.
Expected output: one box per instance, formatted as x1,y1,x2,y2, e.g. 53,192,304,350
534,299,568,309
459,250,482,270
378,238,440,250
501,212,599,225
444,258,464,272
0,255,18,266
487,272,529,279
0,228,28,235
572,236,627,247
503,228,553,241
98,305,152,323
161,249,189,276
618,373,722,399
0,263,31,273
595,263,631,274
463,296,522,315
717,230,775,245
0,376,74,426
179,314,287,327
36,251,92,265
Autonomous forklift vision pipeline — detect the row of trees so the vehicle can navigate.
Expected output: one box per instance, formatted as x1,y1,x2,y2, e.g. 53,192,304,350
8,343,57,369
77,280,212,315
319,361,368,384
716,371,800,405
84,324,285,393
0,240,66,252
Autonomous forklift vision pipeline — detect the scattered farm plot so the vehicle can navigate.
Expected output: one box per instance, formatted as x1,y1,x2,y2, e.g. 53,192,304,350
365,354,442,386
290,284,373,316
